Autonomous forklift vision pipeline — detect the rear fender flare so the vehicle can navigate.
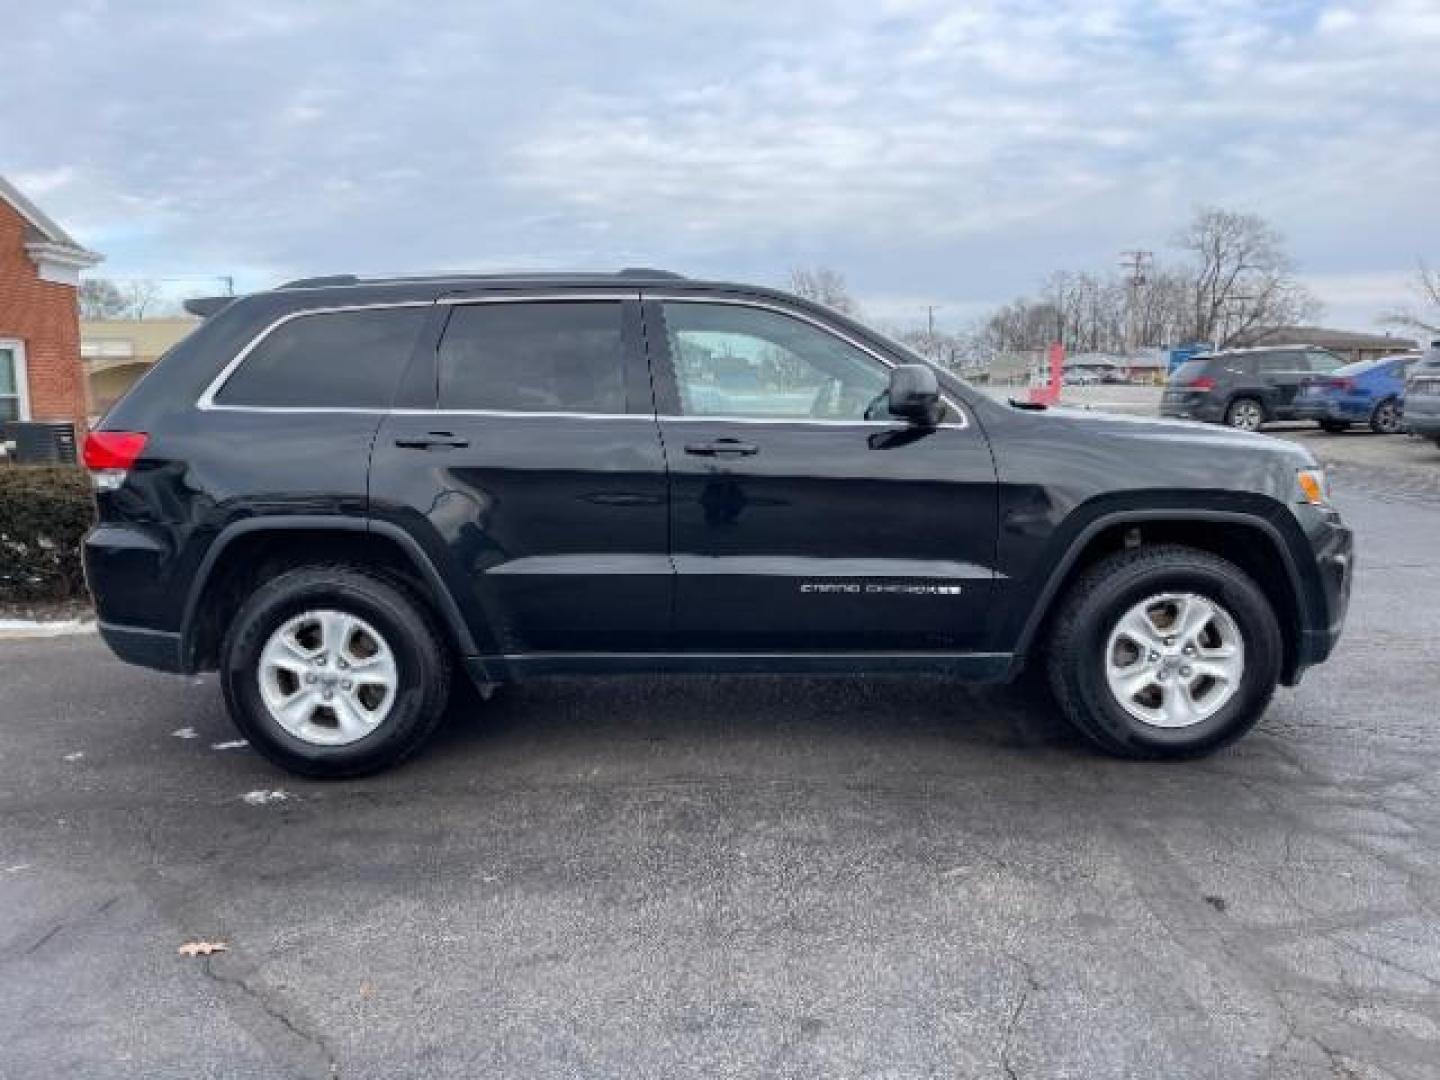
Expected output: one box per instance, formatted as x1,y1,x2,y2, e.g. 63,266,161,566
179,516,479,668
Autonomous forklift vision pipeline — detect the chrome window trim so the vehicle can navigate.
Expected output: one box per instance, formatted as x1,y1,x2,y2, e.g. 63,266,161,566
195,291,970,431
390,407,653,422
388,408,948,428
196,300,435,412
654,414,955,428
645,292,968,430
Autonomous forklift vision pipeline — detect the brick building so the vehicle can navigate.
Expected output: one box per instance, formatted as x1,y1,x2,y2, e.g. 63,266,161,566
0,174,102,430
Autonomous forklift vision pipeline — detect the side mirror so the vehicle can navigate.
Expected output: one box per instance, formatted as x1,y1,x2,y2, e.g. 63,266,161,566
887,364,942,426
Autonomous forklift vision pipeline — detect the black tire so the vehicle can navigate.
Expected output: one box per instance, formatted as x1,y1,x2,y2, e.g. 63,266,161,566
1318,420,1349,434
1369,398,1402,435
1045,545,1283,760
220,566,451,778
1224,397,1266,432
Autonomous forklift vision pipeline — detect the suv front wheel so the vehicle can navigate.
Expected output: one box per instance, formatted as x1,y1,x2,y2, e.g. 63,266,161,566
220,566,452,778
1046,545,1282,759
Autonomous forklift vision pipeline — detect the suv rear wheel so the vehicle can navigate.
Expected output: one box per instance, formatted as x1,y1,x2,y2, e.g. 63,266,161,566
1224,397,1265,432
220,566,451,778
1046,545,1282,759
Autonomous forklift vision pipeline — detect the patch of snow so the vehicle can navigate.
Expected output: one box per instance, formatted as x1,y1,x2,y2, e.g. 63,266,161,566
211,740,249,751
171,727,198,739
4,864,31,873
63,751,84,762
241,790,289,806
0,619,96,640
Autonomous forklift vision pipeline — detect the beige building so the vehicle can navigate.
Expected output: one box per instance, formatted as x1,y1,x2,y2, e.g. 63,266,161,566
82,317,198,415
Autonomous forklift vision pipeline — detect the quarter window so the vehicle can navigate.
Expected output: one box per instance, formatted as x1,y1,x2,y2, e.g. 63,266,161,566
661,302,889,420
215,308,426,408
438,301,627,413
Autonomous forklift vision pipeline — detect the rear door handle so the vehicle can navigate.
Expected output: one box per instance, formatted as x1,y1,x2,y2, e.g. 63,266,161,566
394,432,470,450
684,438,759,457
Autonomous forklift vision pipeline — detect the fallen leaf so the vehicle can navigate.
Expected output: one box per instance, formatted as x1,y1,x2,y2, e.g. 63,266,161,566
178,940,229,957
359,981,377,998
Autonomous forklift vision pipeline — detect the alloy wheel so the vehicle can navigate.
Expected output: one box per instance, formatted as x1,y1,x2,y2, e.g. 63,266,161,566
1103,592,1245,729
257,609,398,745
1227,400,1263,431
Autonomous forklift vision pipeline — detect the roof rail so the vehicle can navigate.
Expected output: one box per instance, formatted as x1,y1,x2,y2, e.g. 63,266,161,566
278,274,361,289
277,268,686,290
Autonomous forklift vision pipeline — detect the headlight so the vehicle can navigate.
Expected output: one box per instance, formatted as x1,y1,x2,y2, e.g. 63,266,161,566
1297,468,1328,506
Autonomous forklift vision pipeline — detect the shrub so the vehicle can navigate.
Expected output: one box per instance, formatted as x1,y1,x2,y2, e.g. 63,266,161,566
0,466,95,603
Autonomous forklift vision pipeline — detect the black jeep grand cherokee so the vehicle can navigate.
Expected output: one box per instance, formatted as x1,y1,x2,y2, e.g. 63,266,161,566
83,270,1353,777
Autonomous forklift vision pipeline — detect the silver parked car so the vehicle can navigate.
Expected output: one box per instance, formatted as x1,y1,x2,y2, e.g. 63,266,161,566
1404,341,1440,448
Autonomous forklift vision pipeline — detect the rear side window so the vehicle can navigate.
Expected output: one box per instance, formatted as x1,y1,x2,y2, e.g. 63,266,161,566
215,307,426,408
438,301,627,413
1255,352,1294,375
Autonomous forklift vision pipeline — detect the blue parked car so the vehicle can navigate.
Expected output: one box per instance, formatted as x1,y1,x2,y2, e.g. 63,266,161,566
1292,353,1421,433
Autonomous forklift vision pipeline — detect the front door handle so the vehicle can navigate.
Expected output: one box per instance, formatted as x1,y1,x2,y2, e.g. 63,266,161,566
394,432,470,450
684,438,759,457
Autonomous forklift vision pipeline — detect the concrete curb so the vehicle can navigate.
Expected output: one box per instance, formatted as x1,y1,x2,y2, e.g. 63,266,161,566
0,620,98,641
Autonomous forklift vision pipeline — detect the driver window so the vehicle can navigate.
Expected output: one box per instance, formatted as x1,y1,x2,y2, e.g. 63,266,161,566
661,301,889,420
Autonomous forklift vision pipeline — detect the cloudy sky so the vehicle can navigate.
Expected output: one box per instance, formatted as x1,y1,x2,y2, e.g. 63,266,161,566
3,0,1437,333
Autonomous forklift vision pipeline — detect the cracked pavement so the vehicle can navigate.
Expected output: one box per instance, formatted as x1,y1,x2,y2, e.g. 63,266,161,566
2,463,1438,1077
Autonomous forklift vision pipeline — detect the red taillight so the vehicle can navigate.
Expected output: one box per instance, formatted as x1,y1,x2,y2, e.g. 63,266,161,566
1330,377,1354,392
83,431,148,471
1188,376,1215,392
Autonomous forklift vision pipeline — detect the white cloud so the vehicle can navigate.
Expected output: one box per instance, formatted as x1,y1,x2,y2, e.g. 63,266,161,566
0,0,1434,330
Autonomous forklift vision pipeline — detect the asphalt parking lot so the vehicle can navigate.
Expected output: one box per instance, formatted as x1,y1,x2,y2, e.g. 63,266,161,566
3,432,1439,1079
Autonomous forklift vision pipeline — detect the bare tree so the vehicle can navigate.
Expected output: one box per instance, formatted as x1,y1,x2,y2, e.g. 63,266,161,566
1380,261,1440,337
120,279,163,319
788,266,859,316
1175,207,1320,347
78,277,165,319
79,278,129,319
973,206,1321,357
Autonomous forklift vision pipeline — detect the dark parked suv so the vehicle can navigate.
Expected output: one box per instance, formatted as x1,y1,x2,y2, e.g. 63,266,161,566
1403,342,1440,446
1161,345,1346,430
83,271,1353,777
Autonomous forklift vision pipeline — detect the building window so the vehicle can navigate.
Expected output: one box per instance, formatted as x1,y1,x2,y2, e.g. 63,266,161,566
0,341,29,423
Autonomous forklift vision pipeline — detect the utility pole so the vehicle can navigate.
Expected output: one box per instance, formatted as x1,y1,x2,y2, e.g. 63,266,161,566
925,305,941,361
1120,249,1152,357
